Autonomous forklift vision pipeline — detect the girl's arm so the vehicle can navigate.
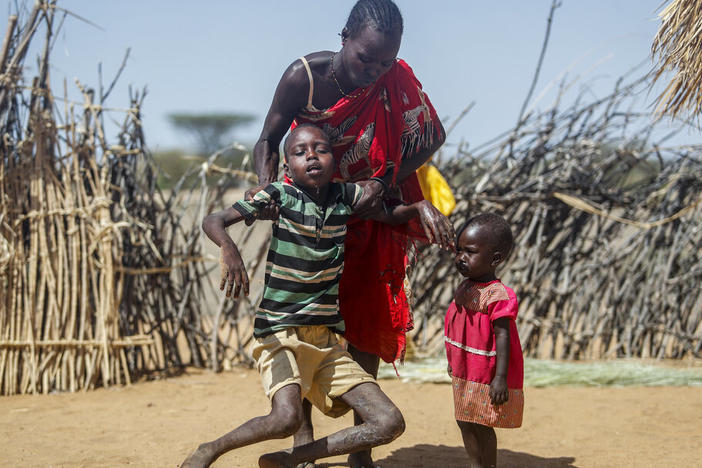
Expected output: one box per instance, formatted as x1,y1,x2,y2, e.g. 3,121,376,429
371,199,455,250
202,208,250,298
489,317,511,405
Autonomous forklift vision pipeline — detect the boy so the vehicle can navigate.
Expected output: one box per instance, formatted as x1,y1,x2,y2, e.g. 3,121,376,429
183,124,436,468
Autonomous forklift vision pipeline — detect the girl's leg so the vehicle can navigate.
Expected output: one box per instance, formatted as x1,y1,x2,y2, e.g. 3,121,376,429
348,345,381,468
457,420,496,468
181,384,303,468
478,425,497,468
259,382,404,468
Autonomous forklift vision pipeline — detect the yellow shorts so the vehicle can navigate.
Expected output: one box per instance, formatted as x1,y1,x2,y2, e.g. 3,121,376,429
251,325,377,418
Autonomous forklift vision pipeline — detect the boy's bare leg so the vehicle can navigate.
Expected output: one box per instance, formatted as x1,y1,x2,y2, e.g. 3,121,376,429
181,384,303,468
457,421,496,468
293,399,315,468
348,345,381,468
258,382,404,468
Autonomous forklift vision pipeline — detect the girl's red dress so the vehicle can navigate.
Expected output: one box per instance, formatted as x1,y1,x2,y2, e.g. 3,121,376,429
444,279,524,428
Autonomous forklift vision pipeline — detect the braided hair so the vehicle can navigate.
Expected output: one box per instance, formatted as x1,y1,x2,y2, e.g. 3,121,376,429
344,0,403,38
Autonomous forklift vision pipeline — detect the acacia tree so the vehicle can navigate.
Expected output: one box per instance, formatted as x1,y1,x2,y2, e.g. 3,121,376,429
168,112,255,155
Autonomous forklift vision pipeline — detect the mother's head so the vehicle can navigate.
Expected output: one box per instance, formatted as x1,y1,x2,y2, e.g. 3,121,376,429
339,0,403,88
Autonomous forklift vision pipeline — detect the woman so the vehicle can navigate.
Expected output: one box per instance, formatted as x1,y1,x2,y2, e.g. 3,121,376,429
248,1,455,466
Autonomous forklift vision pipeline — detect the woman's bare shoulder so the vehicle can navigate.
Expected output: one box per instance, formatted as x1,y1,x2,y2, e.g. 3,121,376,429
300,50,334,75
275,52,333,101
278,58,308,90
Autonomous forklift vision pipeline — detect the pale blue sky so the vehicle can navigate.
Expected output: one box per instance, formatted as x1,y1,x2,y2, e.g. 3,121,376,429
3,1,690,152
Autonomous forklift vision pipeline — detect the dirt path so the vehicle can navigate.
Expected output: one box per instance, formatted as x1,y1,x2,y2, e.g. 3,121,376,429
1,368,700,467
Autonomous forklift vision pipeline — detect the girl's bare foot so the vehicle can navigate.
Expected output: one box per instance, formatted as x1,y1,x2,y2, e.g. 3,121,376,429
181,443,217,468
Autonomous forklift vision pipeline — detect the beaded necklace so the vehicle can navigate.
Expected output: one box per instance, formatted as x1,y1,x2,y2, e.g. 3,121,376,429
330,53,364,99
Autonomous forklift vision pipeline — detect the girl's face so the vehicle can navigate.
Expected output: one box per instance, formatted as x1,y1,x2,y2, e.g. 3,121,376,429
341,26,401,88
454,225,500,282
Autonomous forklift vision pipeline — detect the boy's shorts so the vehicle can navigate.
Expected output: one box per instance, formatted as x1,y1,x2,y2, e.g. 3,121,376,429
251,325,377,418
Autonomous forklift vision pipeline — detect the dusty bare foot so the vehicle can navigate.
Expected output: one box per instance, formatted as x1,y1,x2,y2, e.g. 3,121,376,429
259,451,295,468
181,443,217,468
348,451,380,468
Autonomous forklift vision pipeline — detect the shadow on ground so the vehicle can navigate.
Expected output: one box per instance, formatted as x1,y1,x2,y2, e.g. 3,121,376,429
316,445,577,467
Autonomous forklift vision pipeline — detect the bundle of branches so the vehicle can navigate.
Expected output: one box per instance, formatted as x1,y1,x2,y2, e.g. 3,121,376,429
114,144,267,377
0,2,264,395
651,0,702,118
0,3,138,395
409,74,702,360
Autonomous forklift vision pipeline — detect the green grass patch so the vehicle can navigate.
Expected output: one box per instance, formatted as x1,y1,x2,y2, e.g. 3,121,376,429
378,357,702,387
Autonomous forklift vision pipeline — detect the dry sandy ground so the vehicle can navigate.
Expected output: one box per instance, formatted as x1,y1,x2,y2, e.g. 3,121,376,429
1,368,700,468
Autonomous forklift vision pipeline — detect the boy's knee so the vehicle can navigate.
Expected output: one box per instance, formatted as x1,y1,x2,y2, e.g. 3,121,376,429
277,413,303,438
269,398,304,438
375,405,405,443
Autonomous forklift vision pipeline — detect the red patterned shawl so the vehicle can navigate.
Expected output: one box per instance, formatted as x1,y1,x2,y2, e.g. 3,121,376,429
290,59,441,363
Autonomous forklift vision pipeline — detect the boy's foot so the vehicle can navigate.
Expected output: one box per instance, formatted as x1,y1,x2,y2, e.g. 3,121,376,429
259,451,295,468
348,451,381,468
181,443,217,468
293,427,316,468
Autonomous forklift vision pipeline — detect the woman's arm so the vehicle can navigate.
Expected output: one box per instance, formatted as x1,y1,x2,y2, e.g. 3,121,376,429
371,200,424,226
360,125,447,216
371,199,455,249
381,118,447,187
244,62,309,225
252,61,309,185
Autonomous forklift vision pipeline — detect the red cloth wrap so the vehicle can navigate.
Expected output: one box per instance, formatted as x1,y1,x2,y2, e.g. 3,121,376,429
288,59,441,362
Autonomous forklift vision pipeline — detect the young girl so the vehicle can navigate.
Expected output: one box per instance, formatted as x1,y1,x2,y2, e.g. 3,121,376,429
445,213,524,468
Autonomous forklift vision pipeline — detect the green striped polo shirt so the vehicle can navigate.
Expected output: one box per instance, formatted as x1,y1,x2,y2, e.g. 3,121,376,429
232,181,363,338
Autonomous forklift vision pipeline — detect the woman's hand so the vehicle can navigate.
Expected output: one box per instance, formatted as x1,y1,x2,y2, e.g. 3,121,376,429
219,244,249,298
243,185,279,226
489,375,508,405
415,200,456,250
353,179,386,218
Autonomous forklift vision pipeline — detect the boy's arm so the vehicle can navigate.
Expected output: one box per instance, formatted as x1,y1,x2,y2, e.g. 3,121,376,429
370,199,456,250
202,207,247,248
202,207,250,298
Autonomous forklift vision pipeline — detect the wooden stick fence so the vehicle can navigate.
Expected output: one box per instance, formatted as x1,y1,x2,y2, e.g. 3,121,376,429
2,2,701,397
409,72,702,360
0,2,265,395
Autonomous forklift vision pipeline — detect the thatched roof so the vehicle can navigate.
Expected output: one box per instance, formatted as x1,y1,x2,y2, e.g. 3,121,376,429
651,0,702,118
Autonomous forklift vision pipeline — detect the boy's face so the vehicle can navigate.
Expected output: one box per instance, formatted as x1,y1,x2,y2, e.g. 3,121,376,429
454,225,501,282
284,126,335,190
